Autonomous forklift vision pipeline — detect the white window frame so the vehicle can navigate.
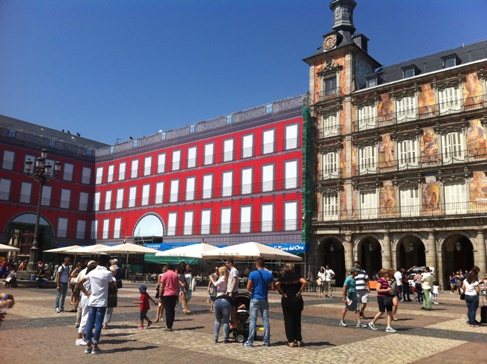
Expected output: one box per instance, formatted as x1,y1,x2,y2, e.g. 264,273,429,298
82,167,92,184
322,152,339,179
41,185,52,206
262,164,274,192
240,206,252,233
186,176,195,201
20,182,32,204
141,184,150,206
2,150,14,170
96,166,103,184
438,86,461,115
58,217,68,238
285,160,298,189
144,156,152,176
107,165,114,183
63,163,74,182
102,219,110,239
441,132,465,164
79,191,89,211
157,153,166,173
0,179,11,200
397,139,419,169
172,150,181,171
104,190,112,210
94,192,101,211
76,220,86,240
203,174,213,199
241,168,253,194
170,179,179,202
129,186,137,207
113,218,121,239
116,189,124,209
242,134,253,158
400,187,419,217
358,105,377,130
220,207,231,234
183,211,194,235
321,113,339,138
118,162,126,181
131,159,139,178
262,129,275,154
223,139,234,162
445,183,467,214
222,171,233,197
187,147,197,169
155,182,164,204
359,146,377,174
284,201,298,230
396,95,417,123
360,191,378,219
91,220,97,240
201,210,212,235
204,143,214,165
322,194,338,221
168,212,177,236
285,124,298,150
261,204,273,232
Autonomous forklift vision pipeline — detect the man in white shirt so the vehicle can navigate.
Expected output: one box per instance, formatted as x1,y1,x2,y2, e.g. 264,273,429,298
78,254,115,355
324,265,335,298
394,269,404,301
55,257,71,313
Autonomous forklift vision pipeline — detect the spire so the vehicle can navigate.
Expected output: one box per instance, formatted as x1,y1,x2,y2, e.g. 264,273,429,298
329,0,356,44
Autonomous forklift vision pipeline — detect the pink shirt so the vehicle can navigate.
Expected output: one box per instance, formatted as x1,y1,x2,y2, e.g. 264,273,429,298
160,269,179,296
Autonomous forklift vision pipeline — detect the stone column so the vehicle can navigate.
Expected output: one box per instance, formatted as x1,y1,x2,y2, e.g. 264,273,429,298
344,233,354,270
425,231,437,272
476,230,487,276
382,231,392,268
436,247,444,290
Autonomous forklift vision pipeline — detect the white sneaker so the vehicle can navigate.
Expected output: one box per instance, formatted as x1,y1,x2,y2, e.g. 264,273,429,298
433,302,439,305
368,322,378,331
56,308,61,313
339,320,347,327
356,322,367,328
75,339,87,346
385,327,397,333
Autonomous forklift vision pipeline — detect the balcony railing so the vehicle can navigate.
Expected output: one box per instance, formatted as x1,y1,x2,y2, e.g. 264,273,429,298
317,87,342,103
313,201,487,222
353,95,485,132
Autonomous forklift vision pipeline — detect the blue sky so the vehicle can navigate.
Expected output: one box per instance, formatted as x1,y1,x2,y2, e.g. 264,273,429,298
1,0,486,145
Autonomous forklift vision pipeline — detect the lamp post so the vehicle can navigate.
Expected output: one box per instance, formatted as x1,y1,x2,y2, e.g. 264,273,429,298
25,149,61,271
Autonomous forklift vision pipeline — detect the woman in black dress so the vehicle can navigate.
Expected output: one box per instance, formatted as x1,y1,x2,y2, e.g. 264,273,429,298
275,263,307,347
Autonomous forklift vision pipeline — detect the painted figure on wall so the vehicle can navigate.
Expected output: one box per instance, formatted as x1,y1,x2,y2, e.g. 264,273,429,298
422,181,440,213
420,127,439,163
380,181,396,215
463,72,483,108
467,119,487,156
418,83,436,116
378,93,393,123
340,141,346,178
469,171,487,208
379,133,394,168
314,62,323,103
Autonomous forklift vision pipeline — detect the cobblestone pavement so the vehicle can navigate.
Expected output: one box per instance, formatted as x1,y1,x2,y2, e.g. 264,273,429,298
1,282,486,363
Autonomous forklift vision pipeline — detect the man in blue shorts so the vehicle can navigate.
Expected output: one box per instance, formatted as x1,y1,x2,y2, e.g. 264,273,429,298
243,258,274,347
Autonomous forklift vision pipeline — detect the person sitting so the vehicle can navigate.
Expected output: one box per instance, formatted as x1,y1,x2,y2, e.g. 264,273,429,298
36,267,49,288
4,268,18,288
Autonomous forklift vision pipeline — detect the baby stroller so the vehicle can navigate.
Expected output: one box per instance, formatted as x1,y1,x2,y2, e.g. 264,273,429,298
232,291,251,343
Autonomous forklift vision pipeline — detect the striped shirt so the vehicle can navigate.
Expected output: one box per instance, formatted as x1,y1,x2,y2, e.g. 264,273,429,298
354,269,368,291
376,277,390,297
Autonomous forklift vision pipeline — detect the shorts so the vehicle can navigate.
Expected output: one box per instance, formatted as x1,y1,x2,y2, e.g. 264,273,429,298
377,295,393,313
344,296,358,311
356,290,369,304
139,310,148,321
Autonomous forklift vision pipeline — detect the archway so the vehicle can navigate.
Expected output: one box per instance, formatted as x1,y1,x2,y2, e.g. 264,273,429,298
319,238,345,286
7,214,52,260
396,236,425,270
132,214,164,244
358,237,382,278
442,234,474,286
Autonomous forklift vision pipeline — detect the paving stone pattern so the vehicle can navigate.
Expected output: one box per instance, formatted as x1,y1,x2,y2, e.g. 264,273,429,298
1,282,485,363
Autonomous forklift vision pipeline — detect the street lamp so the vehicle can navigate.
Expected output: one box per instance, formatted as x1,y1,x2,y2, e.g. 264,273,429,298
25,149,61,271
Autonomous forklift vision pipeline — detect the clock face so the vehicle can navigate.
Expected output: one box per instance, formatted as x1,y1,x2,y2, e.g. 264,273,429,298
324,34,337,50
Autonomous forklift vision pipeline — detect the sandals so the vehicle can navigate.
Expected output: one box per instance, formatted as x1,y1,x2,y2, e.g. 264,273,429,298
286,342,295,347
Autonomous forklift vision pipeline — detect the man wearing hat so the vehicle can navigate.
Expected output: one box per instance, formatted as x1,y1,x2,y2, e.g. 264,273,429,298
339,267,367,328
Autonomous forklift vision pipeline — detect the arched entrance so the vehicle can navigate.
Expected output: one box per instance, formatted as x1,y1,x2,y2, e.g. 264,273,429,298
358,237,382,278
7,214,52,261
319,238,345,286
442,234,474,285
132,214,164,244
396,236,426,269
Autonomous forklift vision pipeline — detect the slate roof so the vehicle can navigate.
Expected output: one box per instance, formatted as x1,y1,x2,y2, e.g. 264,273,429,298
365,40,487,88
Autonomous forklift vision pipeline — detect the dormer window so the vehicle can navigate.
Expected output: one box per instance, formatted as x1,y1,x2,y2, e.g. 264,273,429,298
442,54,459,68
402,65,419,79
366,77,377,88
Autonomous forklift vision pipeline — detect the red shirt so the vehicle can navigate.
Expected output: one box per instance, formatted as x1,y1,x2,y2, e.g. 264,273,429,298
140,292,150,311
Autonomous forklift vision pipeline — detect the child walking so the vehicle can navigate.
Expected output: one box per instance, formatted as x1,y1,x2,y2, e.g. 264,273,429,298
133,285,156,329
432,280,439,304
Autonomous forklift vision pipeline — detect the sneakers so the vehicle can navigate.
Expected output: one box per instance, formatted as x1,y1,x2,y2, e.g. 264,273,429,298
147,321,153,328
84,347,92,354
433,302,439,305
356,322,367,328
385,327,397,333
56,308,61,313
75,339,87,346
243,341,253,347
368,322,378,331
339,320,347,327
91,347,102,354
138,325,144,329
359,312,365,318
264,342,270,347
163,327,172,331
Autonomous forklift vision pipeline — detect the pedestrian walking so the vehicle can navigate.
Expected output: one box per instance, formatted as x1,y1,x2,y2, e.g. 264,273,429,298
462,269,480,326
55,257,71,313
160,262,179,331
421,267,434,310
368,268,396,333
317,267,326,298
209,266,231,343
75,260,97,346
339,267,367,328
353,261,370,319
133,285,156,329
324,265,335,298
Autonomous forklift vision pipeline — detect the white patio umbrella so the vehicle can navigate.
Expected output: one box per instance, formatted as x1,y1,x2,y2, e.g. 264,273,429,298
202,241,302,262
155,243,218,259
64,244,111,254
102,243,160,278
0,243,20,252
43,245,83,253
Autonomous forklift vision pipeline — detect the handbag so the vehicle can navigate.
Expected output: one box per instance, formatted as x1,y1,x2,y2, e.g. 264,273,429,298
116,279,123,289
108,286,118,308
460,293,465,300
316,278,322,286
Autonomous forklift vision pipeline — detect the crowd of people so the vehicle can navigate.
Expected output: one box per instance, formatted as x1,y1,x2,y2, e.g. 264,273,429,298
1,255,485,350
